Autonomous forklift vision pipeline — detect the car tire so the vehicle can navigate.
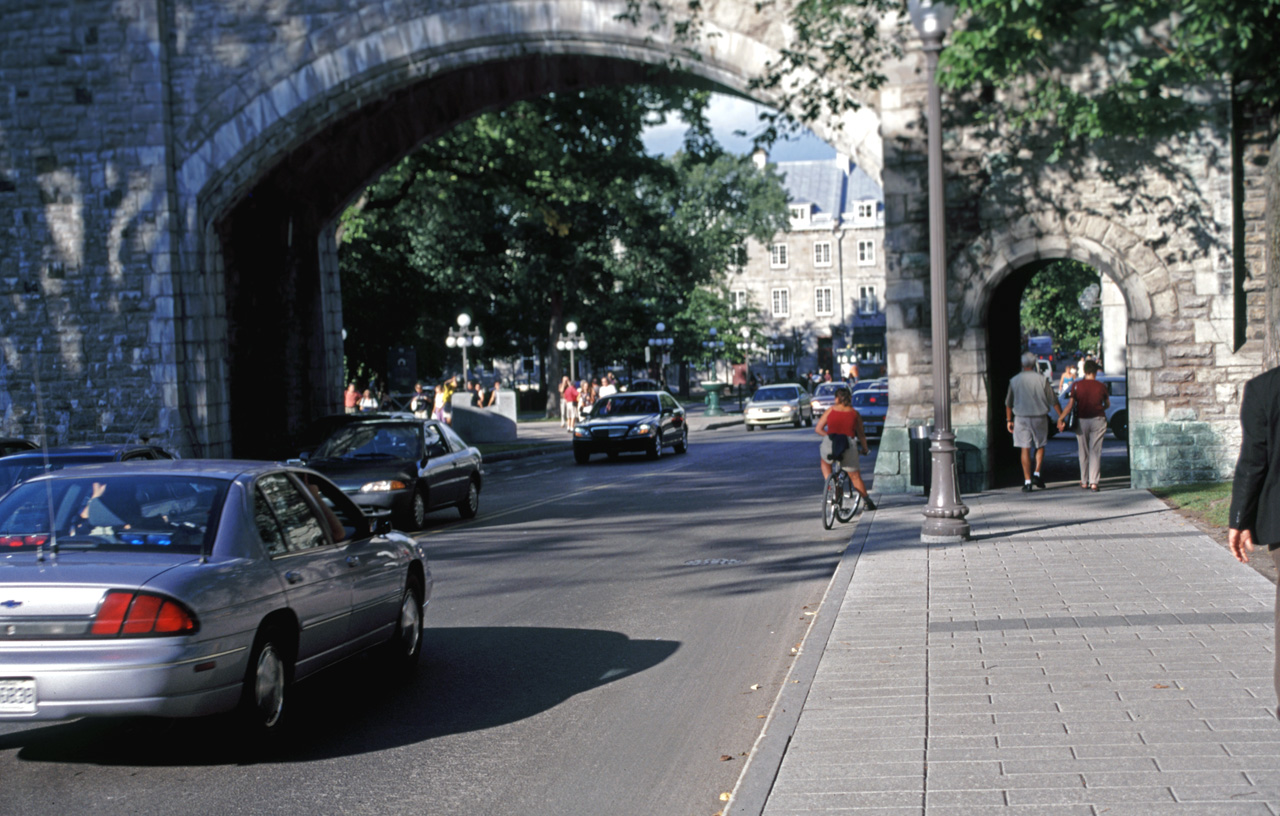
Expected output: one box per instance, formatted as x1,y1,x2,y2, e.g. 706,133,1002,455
387,578,424,675
673,427,688,454
1111,410,1128,441
457,478,479,519
398,489,428,531
574,448,590,465
805,409,813,427
606,451,620,460
793,414,802,429
746,423,755,432
647,435,662,459
238,624,292,740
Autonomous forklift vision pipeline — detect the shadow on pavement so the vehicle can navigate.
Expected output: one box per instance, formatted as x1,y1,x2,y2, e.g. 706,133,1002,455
0,626,679,766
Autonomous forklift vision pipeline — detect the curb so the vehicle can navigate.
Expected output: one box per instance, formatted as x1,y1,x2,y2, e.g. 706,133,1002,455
724,505,877,816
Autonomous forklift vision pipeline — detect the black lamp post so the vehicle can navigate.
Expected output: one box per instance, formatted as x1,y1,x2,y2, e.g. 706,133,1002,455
446,313,484,380
557,321,588,382
909,0,970,543
647,322,673,387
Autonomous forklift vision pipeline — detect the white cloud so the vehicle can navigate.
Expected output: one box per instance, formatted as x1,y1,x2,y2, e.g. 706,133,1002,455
642,93,835,162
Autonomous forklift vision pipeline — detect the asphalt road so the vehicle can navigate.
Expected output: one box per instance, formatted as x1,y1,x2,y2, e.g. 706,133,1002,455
0,424,864,816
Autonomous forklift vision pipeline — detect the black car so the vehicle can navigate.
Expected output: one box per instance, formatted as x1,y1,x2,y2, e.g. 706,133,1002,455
0,438,37,457
573,391,688,464
300,418,482,529
0,443,177,494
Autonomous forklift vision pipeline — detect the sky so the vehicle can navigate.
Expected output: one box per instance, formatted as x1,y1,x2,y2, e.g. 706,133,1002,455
641,92,836,162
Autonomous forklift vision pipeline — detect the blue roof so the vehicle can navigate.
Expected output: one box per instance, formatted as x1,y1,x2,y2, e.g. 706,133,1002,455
775,158,882,223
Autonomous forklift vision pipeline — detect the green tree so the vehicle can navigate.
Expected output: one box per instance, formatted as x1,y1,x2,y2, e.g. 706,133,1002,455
338,85,788,412
1020,260,1102,355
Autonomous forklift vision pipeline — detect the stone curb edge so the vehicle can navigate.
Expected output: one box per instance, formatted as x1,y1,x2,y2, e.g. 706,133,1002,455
723,505,876,816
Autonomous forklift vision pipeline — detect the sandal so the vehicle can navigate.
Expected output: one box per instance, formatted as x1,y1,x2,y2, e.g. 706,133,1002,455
1089,484,1099,492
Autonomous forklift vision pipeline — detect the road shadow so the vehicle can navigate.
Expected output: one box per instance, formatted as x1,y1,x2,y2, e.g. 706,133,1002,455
0,626,678,766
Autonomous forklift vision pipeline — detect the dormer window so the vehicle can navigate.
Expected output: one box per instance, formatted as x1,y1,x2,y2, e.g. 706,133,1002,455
854,201,877,227
789,204,811,226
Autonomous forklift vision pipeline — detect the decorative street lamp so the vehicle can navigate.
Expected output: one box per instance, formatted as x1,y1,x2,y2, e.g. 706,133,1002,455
445,313,484,380
557,321,589,381
647,321,674,386
738,327,762,409
702,327,726,380
768,335,786,383
702,326,727,417
909,0,970,543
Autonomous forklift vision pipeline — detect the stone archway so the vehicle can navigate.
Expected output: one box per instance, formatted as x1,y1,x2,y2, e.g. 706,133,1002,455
163,3,885,456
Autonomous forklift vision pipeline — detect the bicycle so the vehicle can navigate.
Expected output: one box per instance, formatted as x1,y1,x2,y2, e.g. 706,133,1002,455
822,463,862,529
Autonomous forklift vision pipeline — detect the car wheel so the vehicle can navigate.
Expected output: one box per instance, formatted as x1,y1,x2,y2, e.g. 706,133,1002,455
574,448,591,465
606,451,620,460
387,578,424,674
457,478,479,519
746,423,755,432
793,414,802,429
1111,410,1128,441
396,489,428,531
238,624,292,739
673,427,688,454
805,409,813,427
647,435,662,459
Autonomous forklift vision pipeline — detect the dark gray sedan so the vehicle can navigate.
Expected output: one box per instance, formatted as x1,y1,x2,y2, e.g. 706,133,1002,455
572,391,688,463
301,418,483,529
0,461,431,737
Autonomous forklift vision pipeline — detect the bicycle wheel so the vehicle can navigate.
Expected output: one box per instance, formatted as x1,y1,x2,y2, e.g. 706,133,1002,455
835,472,859,523
822,477,839,529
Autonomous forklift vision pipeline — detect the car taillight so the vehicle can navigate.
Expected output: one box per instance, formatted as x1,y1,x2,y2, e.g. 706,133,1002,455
91,591,198,637
0,534,50,548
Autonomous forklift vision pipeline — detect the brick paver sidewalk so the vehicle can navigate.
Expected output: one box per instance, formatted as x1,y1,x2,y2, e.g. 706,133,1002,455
745,488,1279,815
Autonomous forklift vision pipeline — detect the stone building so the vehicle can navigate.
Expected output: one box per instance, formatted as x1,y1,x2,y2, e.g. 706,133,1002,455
730,152,887,383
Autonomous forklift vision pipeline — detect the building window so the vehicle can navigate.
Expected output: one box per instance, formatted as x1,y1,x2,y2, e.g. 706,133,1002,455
771,288,790,317
814,242,832,267
854,201,876,226
729,245,748,269
858,285,878,315
730,289,748,311
815,287,833,316
857,239,875,266
769,243,789,268
789,205,808,224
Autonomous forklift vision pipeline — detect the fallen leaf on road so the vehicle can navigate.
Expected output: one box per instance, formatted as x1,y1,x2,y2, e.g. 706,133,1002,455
720,755,733,761
1153,683,1169,689
749,683,761,690
757,714,766,719
803,611,816,616
719,792,731,801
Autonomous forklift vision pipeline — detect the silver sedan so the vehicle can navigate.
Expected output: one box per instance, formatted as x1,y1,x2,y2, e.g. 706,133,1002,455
0,460,432,738
745,384,814,430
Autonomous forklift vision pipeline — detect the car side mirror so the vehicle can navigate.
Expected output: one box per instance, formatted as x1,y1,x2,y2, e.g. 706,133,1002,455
287,456,307,466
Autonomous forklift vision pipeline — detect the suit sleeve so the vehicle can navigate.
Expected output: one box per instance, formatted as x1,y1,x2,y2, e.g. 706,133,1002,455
1230,378,1269,532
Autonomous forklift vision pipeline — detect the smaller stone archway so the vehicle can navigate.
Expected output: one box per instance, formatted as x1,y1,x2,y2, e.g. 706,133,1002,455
950,212,1166,490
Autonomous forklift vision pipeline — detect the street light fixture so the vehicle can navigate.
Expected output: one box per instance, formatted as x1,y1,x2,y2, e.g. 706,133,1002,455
909,0,970,543
768,335,786,382
647,321,674,385
702,326,726,381
445,313,484,380
557,321,589,381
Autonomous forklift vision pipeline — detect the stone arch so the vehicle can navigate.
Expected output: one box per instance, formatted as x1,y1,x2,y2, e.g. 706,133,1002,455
167,1,885,456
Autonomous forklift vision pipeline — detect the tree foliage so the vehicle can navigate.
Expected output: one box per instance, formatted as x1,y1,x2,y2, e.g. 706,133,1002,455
1020,260,1102,355
337,85,789,403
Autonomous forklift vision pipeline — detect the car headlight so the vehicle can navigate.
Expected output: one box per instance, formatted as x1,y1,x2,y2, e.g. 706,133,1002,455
360,480,407,493
628,423,654,437
573,426,590,438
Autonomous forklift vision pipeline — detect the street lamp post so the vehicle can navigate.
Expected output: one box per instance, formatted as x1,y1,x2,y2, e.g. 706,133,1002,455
768,336,786,383
909,0,970,543
738,327,762,410
445,313,484,380
557,321,589,381
647,322,673,388
702,326,727,417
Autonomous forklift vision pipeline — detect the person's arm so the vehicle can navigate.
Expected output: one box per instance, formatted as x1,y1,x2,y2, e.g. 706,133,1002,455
815,407,833,436
1046,380,1063,421
1057,396,1075,430
1229,378,1269,562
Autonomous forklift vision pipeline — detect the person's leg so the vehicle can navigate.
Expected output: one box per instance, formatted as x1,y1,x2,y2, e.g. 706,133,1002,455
820,459,832,481
1076,425,1089,487
1021,447,1033,480
1088,417,1106,486
1273,547,1279,717
1034,445,1046,474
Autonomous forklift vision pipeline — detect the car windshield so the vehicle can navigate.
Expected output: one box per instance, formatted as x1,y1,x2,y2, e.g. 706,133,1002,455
814,384,843,397
753,387,798,402
852,392,888,408
0,474,228,554
313,424,422,461
0,455,114,494
593,396,659,417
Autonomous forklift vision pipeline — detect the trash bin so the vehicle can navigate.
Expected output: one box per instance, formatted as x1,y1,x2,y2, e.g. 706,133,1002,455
909,425,934,488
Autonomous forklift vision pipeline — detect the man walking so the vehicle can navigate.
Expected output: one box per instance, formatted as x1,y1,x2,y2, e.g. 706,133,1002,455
1227,365,1280,716
1005,351,1062,492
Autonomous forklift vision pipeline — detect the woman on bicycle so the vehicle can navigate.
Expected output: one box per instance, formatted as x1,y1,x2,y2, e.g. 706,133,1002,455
816,386,876,510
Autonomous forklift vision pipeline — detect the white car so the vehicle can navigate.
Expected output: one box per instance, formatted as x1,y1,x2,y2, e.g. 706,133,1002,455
1058,375,1128,440
745,384,814,430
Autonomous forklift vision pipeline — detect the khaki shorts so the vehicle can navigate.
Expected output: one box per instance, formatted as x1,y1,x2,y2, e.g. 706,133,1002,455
820,436,861,470
1013,415,1049,449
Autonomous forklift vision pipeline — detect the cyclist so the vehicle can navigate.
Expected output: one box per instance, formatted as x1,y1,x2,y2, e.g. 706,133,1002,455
816,386,876,511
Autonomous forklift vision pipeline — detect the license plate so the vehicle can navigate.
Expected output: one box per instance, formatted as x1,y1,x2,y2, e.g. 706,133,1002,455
0,679,37,714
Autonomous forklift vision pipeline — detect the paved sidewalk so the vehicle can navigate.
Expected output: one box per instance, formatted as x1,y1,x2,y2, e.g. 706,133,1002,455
731,487,1280,815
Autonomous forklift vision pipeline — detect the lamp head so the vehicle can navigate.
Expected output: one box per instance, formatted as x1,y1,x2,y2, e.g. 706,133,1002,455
457,313,471,329
908,0,956,43
655,322,665,333
565,321,578,334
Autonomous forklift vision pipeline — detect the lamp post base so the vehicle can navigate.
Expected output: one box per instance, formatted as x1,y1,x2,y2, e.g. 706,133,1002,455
921,429,971,542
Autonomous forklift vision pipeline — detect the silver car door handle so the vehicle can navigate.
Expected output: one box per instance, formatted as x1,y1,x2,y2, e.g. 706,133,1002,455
346,556,360,567
285,570,303,584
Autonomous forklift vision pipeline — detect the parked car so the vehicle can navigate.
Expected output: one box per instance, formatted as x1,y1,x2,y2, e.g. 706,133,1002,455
0,461,431,736
851,378,888,394
811,381,852,414
852,389,889,437
0,438,37,457
624,379,662,393
745,384,814,430
0,443,177,495
573,391,687,463
298,417,482,529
